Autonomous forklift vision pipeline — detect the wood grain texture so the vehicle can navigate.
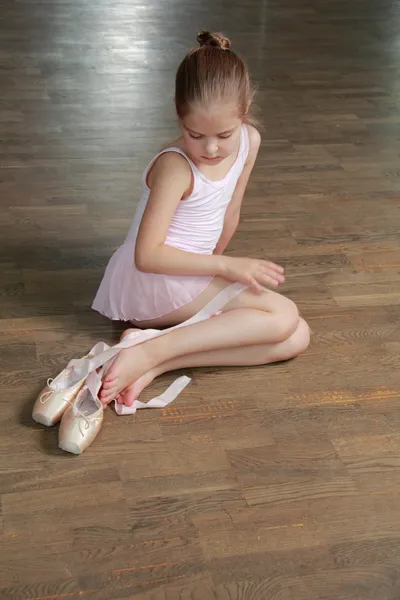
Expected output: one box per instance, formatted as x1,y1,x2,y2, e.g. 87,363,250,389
1,0,400,598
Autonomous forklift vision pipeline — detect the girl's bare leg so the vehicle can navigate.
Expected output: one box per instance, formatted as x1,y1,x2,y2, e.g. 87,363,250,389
115,317,310,406
100,278,308,405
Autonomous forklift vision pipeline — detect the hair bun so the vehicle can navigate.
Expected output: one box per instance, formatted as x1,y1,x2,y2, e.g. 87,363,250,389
197,30,231,50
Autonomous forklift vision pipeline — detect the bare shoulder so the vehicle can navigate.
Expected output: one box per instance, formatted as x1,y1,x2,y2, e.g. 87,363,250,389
247,124,261,151
147,151,192,189
243,124,261,167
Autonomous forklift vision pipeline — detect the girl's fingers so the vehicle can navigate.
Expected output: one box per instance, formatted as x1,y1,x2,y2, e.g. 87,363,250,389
256,271,280,288
244,267,284,293
260,268,284,282
248,276,264,294
261,263,284,276
263,261,284,273
260,268,284,284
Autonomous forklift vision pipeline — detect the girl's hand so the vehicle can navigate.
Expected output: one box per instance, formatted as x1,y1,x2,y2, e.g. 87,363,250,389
221,256,285,293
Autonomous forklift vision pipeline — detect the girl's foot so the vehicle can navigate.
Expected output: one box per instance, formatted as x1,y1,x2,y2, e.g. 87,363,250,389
100,329,155,406
115,368,157,407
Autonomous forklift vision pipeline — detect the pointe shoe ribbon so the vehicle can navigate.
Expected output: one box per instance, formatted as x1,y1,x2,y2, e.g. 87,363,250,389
114,375,192,416
65,283,248,414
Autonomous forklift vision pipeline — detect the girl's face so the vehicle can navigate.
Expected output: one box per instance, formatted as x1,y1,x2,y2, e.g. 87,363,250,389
180,102,243,166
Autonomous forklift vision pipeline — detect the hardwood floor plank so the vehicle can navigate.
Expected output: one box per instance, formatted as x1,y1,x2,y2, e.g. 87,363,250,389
282,563,400,600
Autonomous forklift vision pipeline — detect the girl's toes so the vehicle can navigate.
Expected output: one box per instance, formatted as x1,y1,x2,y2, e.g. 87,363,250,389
102,379,115,389
102,395,113,406
116,390,127,404
101,387,115,402
121,382,142,407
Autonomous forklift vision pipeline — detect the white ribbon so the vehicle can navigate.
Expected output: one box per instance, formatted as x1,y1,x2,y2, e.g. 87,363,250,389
114,375,191,416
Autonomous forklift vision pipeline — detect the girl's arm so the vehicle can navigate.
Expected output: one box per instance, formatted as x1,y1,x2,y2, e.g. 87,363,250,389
214,125,261,255
135,152,226,277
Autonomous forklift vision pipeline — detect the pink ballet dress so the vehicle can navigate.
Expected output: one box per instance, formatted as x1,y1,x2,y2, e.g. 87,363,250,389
92,124,250,322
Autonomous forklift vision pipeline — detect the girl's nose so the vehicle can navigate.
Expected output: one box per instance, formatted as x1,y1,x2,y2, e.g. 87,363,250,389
205,139,219,156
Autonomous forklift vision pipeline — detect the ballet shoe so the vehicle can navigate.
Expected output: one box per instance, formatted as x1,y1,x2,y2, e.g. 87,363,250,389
32,342,109,427
58,368,105,455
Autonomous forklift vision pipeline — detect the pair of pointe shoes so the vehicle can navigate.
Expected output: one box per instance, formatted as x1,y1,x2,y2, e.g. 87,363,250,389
31,332,193,455
32,342,109,455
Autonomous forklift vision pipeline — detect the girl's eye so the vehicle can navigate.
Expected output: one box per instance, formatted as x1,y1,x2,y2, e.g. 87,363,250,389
219,134,232,139
189,133,202,140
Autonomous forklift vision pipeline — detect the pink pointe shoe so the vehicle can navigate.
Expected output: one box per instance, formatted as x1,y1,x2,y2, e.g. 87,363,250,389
32,342,109,427
58,367,105,455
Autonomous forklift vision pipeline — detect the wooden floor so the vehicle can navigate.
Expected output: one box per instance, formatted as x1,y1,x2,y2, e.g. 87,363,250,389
1,0,400,598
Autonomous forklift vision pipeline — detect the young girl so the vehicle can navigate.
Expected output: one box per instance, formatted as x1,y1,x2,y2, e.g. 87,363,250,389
92,31,310,408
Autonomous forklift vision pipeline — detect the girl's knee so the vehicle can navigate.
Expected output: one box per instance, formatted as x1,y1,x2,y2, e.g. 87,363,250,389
292,318,310,355
281,317,310,360
269,318,310,363
257,317,309,364
227,288,301,343
273,297,300,342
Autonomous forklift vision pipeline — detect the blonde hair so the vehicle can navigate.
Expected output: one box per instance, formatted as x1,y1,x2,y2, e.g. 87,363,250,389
175,31,255,122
